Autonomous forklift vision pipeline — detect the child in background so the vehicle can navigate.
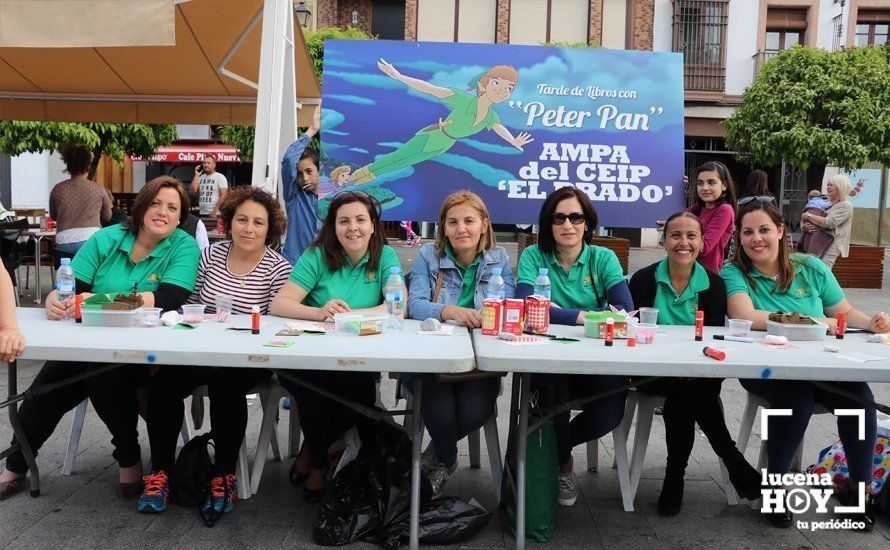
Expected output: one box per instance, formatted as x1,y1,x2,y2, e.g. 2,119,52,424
798,189,835,259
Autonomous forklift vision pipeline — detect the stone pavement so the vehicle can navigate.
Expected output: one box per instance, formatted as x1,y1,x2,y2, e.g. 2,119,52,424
1,246,889,549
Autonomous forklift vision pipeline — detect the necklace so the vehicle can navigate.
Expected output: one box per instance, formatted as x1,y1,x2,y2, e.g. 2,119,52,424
227,250,263,288
669,279,690,300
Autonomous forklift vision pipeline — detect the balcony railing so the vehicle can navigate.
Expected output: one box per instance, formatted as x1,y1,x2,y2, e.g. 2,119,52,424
752,50,779,80
672,0,729,92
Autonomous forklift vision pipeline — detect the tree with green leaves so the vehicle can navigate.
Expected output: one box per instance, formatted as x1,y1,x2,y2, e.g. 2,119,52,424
217,27,375,158
0,121,177,180
725,45,890,171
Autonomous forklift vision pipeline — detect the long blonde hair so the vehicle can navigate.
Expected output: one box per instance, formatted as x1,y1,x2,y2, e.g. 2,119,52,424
435,190,496,257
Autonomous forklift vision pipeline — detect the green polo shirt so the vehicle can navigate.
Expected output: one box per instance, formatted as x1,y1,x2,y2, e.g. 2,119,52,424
720,254,844,317
651,258,711,325
290,245,401,309
71,224,199,294
517,244,624,310
444,245,480,308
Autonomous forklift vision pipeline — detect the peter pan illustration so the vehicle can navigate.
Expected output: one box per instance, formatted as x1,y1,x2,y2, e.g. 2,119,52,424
348,58,534,186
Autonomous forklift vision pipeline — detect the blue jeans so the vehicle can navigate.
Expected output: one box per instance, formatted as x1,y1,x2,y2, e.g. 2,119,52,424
55,241,85,254
420,375,500,468
531,373,629,466
741,379,876,482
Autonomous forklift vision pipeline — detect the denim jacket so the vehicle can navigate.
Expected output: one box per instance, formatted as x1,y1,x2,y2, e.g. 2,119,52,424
408,243,515,321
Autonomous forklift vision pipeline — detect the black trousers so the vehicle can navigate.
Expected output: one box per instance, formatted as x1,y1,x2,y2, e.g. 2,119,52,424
147,365,272,473
278,370,377,470
7,361,142,474
637,377,747,476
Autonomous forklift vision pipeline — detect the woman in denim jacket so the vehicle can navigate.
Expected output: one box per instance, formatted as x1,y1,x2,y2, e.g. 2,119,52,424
408,190,514,497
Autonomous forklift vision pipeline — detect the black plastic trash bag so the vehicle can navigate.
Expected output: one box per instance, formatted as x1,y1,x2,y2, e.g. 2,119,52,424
313,421,492,548
387,497,493,546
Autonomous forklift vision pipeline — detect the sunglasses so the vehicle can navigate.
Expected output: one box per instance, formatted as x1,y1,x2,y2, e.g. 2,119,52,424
738,195,775,206
551,212,586,226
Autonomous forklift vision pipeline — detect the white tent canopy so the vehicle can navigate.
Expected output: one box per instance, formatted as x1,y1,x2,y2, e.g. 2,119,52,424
0,0,321,193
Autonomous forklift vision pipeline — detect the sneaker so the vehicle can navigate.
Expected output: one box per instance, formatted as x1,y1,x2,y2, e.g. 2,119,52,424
202,473,237,514
557,471,578,507
137,470,170,513
426,460,457,499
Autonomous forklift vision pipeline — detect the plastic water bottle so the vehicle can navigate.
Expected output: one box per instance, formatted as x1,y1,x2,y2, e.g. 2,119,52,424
384,267,407,331
486,267,506,300
533,268,551,299
56,258,76,320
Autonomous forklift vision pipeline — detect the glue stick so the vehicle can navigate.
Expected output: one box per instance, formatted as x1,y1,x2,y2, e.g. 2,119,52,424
695,310,704,341
251,305,260,334
836,311,846,340
605,318,614,347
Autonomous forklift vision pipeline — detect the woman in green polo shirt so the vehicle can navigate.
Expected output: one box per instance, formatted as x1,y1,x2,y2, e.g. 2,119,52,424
270,191,401,502
517,186,634,508
722,199,889,529
629,212,760,517
0,177,200,502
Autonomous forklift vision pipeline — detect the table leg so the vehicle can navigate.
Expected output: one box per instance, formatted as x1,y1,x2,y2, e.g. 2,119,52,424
33,235,43,305
7,360,40,496
409,376,424,550
515,373,530,550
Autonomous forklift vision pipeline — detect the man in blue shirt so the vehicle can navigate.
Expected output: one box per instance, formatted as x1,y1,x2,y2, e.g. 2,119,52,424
281,105,332,265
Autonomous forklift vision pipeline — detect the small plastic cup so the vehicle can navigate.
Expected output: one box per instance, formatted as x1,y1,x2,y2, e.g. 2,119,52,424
141,307,162,327
639,307,659,325
182,304,206,324
728,319,753,338
214,294,234,323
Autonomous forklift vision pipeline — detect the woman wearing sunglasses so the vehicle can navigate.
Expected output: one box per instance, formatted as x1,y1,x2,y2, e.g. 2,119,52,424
517,186,633,507
688,162,737,273
722,199,889,530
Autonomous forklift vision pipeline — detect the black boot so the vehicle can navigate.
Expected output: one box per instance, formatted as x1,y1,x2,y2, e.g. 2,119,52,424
724,454,762,501
835,479,875,531
657,475,684,517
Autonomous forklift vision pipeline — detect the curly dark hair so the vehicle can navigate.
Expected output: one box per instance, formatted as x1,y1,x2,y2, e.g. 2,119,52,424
58,142,93,175
218,186,287,246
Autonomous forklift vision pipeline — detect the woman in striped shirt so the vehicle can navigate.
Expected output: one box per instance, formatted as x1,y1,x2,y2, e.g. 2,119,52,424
139,186,291,517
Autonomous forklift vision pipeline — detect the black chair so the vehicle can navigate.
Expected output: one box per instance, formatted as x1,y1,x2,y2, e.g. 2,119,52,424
0,219,29,305
51,247,76,270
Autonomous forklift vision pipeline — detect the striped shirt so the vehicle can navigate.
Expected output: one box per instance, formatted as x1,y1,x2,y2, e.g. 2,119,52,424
188,240,292,315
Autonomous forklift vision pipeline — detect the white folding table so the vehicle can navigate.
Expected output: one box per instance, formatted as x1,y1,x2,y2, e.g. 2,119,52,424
4,308,475,550
473,324,890,549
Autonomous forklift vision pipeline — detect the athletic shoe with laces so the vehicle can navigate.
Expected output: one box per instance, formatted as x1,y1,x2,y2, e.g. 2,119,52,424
202,473,237,514
426,460,457,499
137,470,170,513
557,471,578,507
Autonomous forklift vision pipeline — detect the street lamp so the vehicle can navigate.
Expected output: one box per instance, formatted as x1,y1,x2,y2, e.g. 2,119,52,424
295,1,312,29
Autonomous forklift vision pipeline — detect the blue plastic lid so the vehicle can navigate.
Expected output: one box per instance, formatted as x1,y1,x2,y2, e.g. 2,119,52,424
491,267,502,276
538,268,548,276
60,258,71,265
390,266,400,274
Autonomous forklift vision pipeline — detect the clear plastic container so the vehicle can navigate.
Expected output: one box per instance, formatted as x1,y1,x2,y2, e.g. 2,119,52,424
182,304,206,324
766,319,828,341
81,307,144,328
639,307,659,325
334,312,390,336
141,307,163,327
727,319,753,338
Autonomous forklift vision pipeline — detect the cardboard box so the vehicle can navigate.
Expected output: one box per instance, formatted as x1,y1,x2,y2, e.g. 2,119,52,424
524,296,550,334
584,311,628,339
503,298,525,335
481,299,504,335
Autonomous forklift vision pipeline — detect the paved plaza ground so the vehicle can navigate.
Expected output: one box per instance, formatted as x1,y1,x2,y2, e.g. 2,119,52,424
2,245,889,549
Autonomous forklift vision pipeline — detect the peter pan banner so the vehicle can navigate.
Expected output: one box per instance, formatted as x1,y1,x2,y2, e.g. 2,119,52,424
319,40,685,226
